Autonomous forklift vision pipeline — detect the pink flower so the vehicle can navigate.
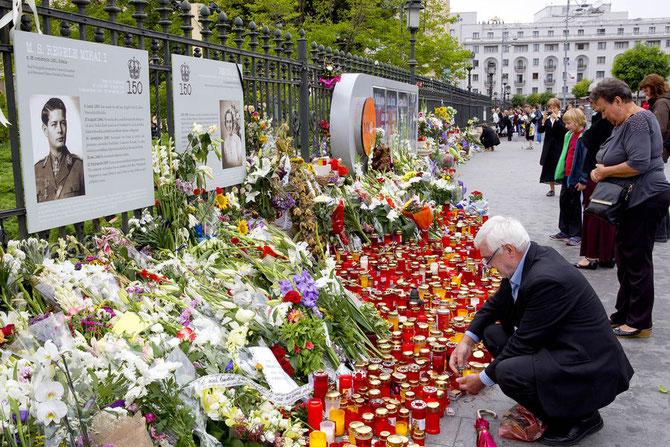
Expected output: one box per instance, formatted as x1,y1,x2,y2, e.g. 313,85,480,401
305,342,314,350
144,413,156,424
294,346,301,354
150,427,166,440
287,309,304,323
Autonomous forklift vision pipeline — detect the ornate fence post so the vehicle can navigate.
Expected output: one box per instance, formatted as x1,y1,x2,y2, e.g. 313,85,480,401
297,30,310,160
216,12,229,61
156,0,174,137
72,0,89,39
199,5,212,59
179,0,193,55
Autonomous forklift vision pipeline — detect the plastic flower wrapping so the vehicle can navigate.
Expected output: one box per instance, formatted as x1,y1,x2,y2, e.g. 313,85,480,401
0,105,489,446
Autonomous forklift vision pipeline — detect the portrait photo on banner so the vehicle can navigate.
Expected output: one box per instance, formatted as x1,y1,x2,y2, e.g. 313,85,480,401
219,99,244,169
29,94,86,204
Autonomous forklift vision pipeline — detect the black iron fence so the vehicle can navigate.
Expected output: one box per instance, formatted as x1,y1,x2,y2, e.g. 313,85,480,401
0,0,490,241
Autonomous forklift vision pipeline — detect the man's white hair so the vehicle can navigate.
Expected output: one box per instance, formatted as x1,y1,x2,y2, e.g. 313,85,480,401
474,215,530,251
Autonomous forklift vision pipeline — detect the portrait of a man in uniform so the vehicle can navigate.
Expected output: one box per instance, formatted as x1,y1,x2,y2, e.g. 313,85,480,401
34,97,85,203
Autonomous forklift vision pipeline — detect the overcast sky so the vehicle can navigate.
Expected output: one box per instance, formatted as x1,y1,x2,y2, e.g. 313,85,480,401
449,0,670,23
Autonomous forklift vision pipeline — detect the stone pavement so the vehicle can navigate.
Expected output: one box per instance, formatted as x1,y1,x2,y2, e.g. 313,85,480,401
426,138,670,447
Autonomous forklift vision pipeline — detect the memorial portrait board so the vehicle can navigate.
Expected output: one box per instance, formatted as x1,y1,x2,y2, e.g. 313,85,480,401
171,55,246,189
13,31,154,233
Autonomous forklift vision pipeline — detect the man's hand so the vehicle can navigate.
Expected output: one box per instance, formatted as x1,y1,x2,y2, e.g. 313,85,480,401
456,373,485,393
576,182,586,191
448,335,475,375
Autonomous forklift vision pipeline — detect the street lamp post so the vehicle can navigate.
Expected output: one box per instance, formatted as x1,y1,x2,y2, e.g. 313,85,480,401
487,60,496,104
505,85,511,109
502,82,508,109
467,65,473,91
405,0,423,85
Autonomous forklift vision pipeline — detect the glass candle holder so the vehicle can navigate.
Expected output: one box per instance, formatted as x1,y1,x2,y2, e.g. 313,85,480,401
354,425,374,447
395,420,408,437
348,421,365,445
330,408,346,436
311,431,327,447
320,421,336,444
313,370,329,405
325,390,342,415
410,400,426,431
424,401,441,435
308,398,324,431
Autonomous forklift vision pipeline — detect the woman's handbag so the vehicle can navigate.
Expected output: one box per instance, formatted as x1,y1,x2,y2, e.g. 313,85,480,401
585,179,635,226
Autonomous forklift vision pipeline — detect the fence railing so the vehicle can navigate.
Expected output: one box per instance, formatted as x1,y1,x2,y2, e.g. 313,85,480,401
0,0,491,242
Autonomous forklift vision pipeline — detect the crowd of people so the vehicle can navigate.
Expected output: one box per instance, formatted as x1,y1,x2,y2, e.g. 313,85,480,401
465,75,670,445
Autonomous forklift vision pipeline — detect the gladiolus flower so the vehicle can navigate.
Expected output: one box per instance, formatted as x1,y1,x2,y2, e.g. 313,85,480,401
177,327,196,342
305,342,314,350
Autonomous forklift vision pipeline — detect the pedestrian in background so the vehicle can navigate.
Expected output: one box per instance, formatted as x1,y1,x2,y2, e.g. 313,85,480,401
507,108,515,140
550,108,588,246
522,104,536,150
538,98,567,197
535,103,543,144
575,102,616,270
590,78,670,338
480,123,500,151
640,73,670,243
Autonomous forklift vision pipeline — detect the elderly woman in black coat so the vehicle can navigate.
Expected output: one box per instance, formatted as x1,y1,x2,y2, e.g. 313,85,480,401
480,123,500,151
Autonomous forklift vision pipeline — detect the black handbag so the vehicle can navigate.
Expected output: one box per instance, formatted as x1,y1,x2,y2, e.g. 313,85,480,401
585,179,635,226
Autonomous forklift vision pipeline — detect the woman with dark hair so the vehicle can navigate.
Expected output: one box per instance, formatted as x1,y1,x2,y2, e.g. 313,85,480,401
479,123,500,151
589,78,670,338
640,73,670,242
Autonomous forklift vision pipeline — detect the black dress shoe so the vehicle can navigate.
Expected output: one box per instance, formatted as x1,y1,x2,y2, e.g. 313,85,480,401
598,260,616,268
539,411,603,446
574,260,597,270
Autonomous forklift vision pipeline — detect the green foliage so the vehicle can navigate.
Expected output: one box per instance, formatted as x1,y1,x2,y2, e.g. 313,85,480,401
611,43,670,92
539,91,556,105
48,0,471,81
511,94,526,107
526,93,541,106
572,79,593,99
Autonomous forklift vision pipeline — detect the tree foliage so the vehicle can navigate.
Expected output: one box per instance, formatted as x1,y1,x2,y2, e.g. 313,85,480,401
611,43,670,92
511,94,526,108
572,79,592,99
48,0,472,80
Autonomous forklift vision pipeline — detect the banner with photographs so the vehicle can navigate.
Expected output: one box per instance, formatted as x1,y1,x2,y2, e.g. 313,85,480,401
13,31,154,233
171,54,246,189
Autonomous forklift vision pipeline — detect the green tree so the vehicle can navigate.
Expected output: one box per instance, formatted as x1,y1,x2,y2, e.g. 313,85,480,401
511,94,526,108
539,91,556,105
526,93,541,106
611,43,670,92
572,79,593,99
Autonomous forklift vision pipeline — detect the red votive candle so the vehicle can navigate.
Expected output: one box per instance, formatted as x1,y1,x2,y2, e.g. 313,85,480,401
307,398,323,431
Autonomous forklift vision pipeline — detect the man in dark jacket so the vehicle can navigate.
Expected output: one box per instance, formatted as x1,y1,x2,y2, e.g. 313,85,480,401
479,123,499,151
450,216,634,446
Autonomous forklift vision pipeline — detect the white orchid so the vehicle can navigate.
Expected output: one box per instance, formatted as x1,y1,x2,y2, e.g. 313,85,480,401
36,399,68,425
192,123,204,134
35,340,61,365
34,381,64,402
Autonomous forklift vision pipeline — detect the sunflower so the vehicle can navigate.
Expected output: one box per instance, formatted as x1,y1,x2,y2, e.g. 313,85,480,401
215,193,228,210
237,220,249,235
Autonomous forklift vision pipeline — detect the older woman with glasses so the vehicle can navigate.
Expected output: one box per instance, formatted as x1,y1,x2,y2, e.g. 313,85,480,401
589,78,670,338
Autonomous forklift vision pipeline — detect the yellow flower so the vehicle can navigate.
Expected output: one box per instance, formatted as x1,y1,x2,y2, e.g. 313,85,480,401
259,136,267,144
238,220,249,235
260,122,267,130
401,171,417,182
307,164,315,174
290,157,305,165
215,193,229,210
255,363,263,370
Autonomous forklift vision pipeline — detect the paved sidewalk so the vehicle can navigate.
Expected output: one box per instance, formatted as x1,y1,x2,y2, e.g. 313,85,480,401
427,138,670,446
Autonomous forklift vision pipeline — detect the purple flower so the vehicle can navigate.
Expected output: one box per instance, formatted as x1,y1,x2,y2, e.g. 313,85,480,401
278,279,294,295
11,410,28,424
179,308,192,327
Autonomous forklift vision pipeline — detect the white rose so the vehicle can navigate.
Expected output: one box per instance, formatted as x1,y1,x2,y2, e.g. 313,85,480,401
234,308,255,323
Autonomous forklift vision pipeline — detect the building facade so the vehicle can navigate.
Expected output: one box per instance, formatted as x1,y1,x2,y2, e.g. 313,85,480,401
450,3,670,104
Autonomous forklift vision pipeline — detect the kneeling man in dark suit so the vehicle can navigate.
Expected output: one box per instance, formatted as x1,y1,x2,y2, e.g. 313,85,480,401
450,216,633,446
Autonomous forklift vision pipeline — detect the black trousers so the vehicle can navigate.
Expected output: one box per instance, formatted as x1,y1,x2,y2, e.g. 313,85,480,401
558,181,582,238
482,325,553,424
611,189,670,328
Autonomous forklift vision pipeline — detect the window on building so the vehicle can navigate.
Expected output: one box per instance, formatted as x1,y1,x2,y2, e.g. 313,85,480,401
533,58,539,66
563,29,569,36
514,45,528,53
577,73,584,81
517,88,523,94
596,71,605,78
484,45,498,53
472,32,480,39
502,31,509,39
533,43,540,51
503,59,509,66
598,41,606,49
532,72,539,80
548,30,554,36
503,73,509,81
533,30,539,37
473,74,479,81
517,31,524,38
649,26,655,34
564,43,570,50
487,31,494,38
647,40,661,47
597,28,605,35
547,87,553,93
615,41,629,49
633,27,639,34
563,86,568,93
618,27,624,35
576,42,589,50
532,87,539,93
503,45,510,53
474,88,479,94
597,56,606,64
516,74,523,83
546,59,555,68
545,44,558,51
473,59,479,67
666,39,670,48
666,26,670,33
577,57,586,68
473,45,480,53
578,29,584,36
